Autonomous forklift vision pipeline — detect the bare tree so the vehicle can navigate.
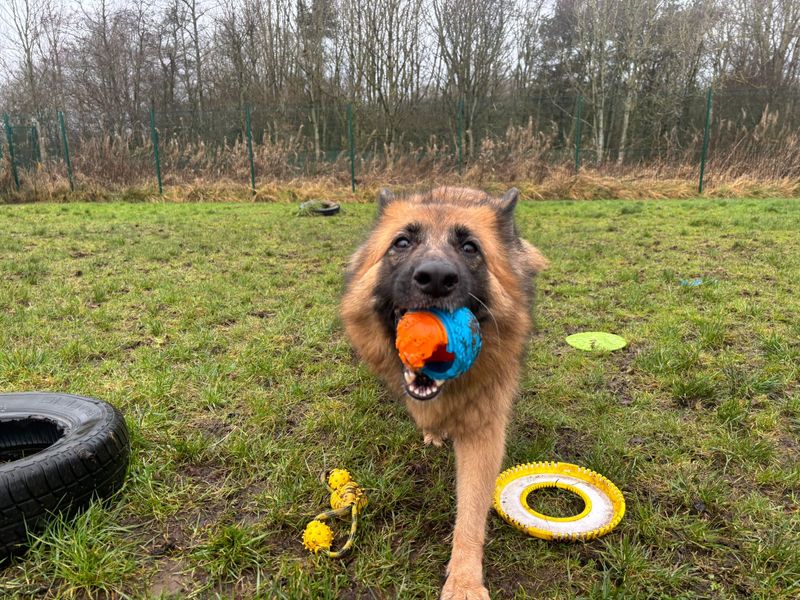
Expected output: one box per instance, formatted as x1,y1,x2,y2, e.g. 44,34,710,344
512,0,547,97
574,0,621,163
251,0,297,107
157,1,181,111
339,0,430,146
179,0,207,123
68,0,158,130
214,0,254,116
37,0,69,109
718,0,800,94
615,0,665,164
2,0,44,115
431,0,514,156
295,0,336,160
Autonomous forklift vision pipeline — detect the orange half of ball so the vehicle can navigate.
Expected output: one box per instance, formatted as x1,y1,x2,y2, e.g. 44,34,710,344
395,311,452,370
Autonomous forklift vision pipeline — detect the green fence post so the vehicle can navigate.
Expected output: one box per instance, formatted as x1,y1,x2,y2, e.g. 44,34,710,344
149,104,163,194
2,114,20,191
58,111,75,191
574,94,584,173
699,88,713,194
245,105,256,195
347,103,356,193
457,98,465,174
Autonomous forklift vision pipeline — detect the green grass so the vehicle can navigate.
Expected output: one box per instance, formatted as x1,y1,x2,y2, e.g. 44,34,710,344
1,198,799,598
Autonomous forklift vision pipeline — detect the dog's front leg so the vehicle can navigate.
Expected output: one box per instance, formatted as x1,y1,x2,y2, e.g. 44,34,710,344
441,423,506,600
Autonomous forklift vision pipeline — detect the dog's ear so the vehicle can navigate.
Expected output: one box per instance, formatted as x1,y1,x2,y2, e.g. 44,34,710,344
495,188,520,229
377,188,395,214
492,188,521,242
498,188,519,218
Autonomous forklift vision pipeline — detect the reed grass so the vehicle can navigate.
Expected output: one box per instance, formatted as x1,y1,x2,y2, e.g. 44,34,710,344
4,111,800,202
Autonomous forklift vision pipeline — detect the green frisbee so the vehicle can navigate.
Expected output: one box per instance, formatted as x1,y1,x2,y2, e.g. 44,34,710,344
566,331,627,352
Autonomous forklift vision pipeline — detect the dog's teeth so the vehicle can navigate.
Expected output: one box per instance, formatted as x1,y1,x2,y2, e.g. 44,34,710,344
434,379,444,386
404,370,415,385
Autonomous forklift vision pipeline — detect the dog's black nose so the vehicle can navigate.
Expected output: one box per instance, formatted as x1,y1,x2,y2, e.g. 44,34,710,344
413,261,459,297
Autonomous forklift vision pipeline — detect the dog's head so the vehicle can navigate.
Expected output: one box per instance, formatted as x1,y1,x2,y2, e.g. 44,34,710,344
341,187,547,401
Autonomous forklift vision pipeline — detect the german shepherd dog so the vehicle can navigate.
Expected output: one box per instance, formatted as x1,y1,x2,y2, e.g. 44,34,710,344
341,187,547,599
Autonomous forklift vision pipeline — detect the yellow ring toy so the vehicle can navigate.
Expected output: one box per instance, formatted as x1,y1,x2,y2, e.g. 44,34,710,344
493,462,625,541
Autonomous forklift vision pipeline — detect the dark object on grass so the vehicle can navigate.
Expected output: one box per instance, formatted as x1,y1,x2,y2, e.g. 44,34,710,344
0,393,130,563
299,200,340,216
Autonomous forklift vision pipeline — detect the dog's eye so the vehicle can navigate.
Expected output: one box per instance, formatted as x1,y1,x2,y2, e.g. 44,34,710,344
461,241,479,255
393,236,412,250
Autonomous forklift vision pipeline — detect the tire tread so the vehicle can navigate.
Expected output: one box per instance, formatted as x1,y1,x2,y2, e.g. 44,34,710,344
0,394,130,562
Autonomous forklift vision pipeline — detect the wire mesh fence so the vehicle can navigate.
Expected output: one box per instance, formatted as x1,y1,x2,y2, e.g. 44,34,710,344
3,89,800,197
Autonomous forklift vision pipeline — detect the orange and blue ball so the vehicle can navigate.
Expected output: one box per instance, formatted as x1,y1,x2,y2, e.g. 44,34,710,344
395,307,482,380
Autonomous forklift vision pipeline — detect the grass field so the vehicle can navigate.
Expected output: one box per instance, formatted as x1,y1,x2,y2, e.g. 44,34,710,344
0,198,798,599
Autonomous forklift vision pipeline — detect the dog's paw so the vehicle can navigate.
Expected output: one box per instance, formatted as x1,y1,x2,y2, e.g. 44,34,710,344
440,574,490,600
423,431,448,447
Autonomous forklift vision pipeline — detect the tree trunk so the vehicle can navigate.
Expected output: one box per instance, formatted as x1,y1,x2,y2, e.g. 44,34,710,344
191,4,204,126
594,93,605,164
617,87,634,165
310,105,321,161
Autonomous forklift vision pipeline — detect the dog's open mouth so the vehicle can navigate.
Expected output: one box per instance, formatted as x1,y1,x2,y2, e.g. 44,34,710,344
403,367,444,401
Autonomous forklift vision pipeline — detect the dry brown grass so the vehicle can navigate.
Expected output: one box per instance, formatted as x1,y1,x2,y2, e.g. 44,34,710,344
4,113,800,202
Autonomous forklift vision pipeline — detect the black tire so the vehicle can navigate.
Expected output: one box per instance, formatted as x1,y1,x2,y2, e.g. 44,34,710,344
0,392,130,563
299,200,340,216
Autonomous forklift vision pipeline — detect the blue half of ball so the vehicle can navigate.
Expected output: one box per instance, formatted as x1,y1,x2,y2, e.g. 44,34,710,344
420,307,482,381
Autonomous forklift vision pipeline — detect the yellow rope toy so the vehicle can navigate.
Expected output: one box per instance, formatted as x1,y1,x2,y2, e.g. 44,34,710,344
494,462,625,541
302,469,368,557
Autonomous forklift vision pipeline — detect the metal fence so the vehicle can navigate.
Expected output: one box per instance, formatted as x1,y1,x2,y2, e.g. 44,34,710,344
1,88,798,196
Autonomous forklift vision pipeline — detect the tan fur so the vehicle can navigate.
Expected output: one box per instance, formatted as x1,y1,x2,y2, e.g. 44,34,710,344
341,187,547,599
